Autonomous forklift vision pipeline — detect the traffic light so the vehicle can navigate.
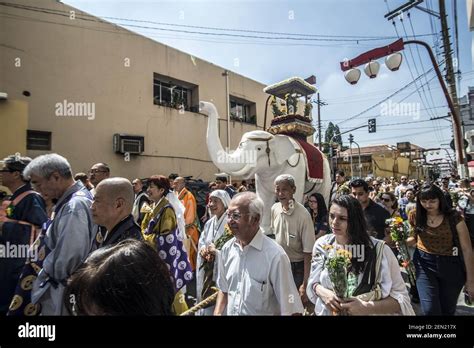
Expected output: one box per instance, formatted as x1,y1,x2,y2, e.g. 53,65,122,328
368,118,376,133
348,134,354,143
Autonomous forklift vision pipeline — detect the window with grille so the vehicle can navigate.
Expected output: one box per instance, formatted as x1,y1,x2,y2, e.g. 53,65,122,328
27,130,51,150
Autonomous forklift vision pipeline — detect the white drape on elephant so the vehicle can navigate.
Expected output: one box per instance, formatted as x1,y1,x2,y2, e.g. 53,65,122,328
201,101,331,235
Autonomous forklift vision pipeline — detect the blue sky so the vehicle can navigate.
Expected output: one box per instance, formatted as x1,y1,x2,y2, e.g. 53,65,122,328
64,0,472,162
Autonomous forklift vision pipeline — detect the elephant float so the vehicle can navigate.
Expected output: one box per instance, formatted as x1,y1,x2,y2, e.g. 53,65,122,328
201,101,331,235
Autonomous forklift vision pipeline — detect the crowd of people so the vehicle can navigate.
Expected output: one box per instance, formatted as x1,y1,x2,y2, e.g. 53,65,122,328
0,152,473,316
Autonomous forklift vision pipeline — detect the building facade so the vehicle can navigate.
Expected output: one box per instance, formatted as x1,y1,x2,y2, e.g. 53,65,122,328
337,143,427,179
0,0,270,181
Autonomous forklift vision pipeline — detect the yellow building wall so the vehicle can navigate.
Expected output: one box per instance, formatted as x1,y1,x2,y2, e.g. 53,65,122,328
0,99,28,194
372,155,410,178
0,0,272,181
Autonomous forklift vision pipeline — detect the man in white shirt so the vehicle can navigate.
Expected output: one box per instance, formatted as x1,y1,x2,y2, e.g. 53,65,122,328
271,174,315,307
394,176,413,199
214,192,303,315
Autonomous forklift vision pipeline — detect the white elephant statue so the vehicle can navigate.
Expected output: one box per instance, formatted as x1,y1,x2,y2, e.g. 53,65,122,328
201,101,332,235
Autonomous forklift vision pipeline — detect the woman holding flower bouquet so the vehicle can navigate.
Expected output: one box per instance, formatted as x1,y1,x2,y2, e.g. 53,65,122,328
307,195,414,316
407,183,474,315
196,189,231,315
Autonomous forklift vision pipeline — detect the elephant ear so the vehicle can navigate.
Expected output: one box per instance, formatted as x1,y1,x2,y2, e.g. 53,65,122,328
272,135,299,165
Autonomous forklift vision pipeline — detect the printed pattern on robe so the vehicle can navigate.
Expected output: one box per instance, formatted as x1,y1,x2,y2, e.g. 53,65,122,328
144,204,193,291
7,188,93,316
7,222,50,316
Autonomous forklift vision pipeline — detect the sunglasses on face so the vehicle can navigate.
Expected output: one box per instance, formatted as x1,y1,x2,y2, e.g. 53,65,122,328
382,198,392,202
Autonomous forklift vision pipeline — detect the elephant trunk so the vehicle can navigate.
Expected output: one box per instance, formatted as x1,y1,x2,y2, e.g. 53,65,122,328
201,101,249,175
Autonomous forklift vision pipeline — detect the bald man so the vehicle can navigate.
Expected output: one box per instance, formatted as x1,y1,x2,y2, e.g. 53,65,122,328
91,178,142,247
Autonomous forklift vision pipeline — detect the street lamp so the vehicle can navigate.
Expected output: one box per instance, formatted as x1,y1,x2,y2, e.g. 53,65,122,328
348,133,362,178
344,68,361,85
364,61,380,79
385,52,403,71
340,38,467,178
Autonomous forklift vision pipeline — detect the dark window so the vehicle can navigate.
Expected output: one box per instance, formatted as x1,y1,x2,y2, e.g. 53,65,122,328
153,73,198,112
27,130,51,150
229,96,257,124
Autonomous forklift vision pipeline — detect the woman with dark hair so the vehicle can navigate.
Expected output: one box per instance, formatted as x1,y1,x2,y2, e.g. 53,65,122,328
406,183,474,315
306,192,329,240
380,191,400,251
141,175,193,314
65,239,175,315
380,191,399,217
307,195,414,315
142,175,176,238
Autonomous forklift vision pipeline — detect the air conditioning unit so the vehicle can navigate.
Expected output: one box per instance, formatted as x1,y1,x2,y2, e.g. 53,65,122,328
113,134,144,155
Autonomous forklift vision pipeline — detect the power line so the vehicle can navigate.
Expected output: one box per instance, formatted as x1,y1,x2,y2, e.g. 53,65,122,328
408,12,440,118
338,66,439,126
326,76,442,105
0,2,437,42
403,11,444,143
355,129,437,142
389,2,444,143
0,12,384,49
339,117,448,130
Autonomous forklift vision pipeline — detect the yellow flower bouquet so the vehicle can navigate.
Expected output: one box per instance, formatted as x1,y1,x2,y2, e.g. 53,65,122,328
386,217,416,286
324,245,352,315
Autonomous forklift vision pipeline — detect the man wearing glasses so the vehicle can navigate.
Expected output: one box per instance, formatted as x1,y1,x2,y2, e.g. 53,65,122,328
214,192,303,315
89,163,110,195
0,155,47,315
23,154,96,315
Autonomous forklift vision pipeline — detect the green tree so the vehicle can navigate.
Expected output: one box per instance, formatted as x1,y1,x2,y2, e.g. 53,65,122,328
334,125,343,147
324,122,343,147
324,122,335,144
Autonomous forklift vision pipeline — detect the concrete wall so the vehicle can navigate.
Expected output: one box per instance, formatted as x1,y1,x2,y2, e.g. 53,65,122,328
0,99,28,194
0,0,269,181
0,99,28,160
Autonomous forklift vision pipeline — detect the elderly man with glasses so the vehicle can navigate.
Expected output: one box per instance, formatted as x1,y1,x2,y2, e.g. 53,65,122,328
214,192,303,315
88,163,110,195
20,154,96,315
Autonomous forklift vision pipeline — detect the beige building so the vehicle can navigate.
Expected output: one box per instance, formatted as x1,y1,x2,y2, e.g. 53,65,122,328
337,143,427,179
0,0,269,181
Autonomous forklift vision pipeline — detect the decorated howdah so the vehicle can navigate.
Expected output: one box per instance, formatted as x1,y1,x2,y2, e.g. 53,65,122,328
263,76,317,138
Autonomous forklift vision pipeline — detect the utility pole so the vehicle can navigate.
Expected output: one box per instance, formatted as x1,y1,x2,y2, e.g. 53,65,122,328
222,70,231,184
383,0,466,177
439,0,466,178
314,93,327,149
348,134,354,179
317,93,322,149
